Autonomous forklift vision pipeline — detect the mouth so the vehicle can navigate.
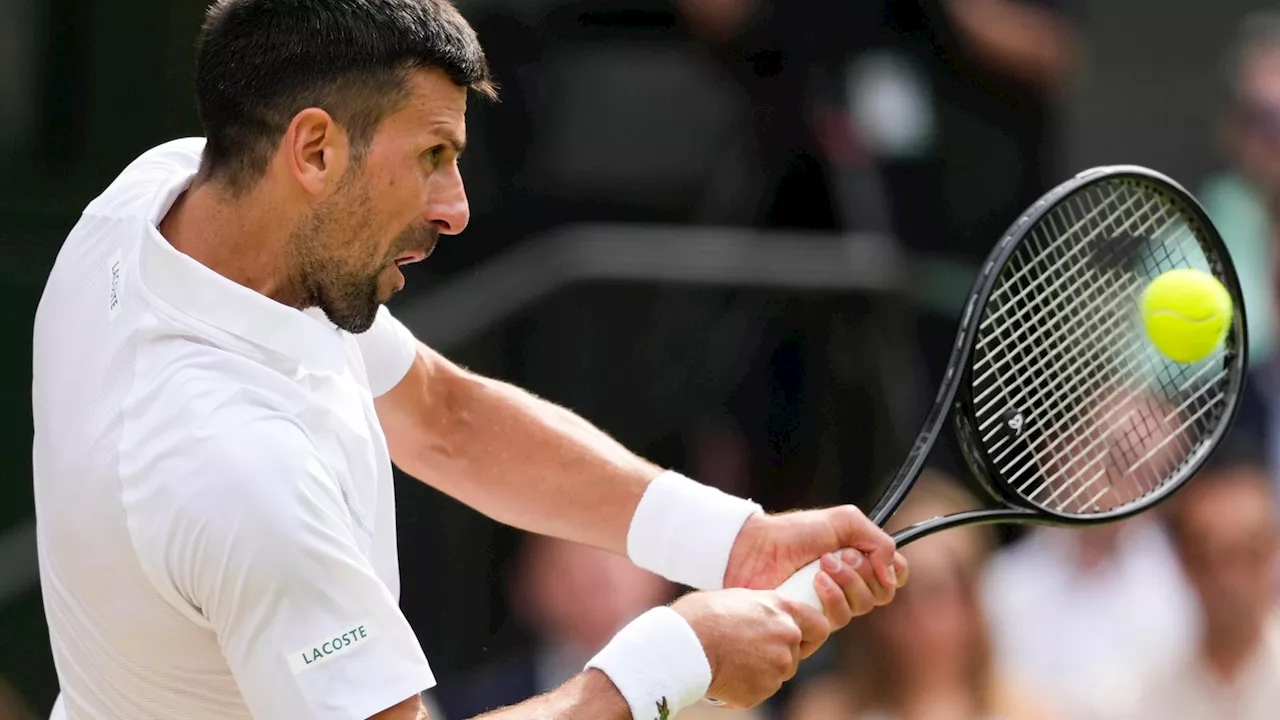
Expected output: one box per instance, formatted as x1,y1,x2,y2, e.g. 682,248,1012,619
393,233,439,268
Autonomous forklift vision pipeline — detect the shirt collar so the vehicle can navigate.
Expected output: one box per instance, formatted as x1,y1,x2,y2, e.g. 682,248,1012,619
136,164,348,371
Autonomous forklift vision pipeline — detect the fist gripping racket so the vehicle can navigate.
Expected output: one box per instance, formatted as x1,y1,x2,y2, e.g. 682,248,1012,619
777,165,1248,608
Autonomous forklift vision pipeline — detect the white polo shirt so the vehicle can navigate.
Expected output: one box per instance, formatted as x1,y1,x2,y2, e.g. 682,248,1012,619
32,138,436,719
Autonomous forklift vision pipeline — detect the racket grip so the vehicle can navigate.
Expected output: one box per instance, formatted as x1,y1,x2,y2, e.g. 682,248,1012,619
774,559,824,612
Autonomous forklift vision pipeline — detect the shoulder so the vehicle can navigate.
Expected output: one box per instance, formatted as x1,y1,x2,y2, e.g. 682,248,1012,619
126,328,314,449
136,401,325,514
122,399,344,615
83,138,207,219
122,374,335,558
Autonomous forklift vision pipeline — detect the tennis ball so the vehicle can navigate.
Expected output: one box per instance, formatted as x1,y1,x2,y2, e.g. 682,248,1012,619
1140,268,1232,363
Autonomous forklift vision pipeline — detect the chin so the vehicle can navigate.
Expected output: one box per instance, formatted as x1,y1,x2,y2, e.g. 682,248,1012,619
377,284,401,306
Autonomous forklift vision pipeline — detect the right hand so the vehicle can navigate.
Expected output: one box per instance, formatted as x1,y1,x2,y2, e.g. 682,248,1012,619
672,588,831,709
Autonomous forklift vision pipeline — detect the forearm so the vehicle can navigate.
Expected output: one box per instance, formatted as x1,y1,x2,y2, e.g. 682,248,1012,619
378,344,660,554
471,670,630,720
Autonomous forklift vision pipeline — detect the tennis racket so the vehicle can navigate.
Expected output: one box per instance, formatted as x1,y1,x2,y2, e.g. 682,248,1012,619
776,164,1248,609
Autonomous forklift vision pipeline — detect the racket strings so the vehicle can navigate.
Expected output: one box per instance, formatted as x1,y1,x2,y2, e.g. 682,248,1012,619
975,192,1188,435
969,179,1234,516
975,188,1159,335
980,196,1194,443
990,193,1185,505
973,192,1180,384
1025,187,1217,508
970,213,1182,423
972,211,1183,419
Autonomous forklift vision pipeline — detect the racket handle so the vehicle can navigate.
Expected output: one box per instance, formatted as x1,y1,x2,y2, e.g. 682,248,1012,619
774,559,824,612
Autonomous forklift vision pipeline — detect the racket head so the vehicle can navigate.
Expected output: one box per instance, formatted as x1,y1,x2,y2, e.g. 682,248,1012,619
950,165,1248,525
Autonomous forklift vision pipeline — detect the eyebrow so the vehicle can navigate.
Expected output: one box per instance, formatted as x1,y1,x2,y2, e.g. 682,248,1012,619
435,130,467,156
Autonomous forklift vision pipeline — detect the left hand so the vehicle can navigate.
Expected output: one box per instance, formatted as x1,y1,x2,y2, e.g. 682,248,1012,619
723,507,909,627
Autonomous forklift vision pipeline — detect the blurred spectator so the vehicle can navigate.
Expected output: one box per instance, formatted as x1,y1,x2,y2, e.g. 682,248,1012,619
884,1,1080,487
874,0,1078,263
435,533,764,720
979,390,1201,719
1095,455,1280,720
1208,10,1280,497
1200,10,1280,368
786,471,1057,720
676,0,891,231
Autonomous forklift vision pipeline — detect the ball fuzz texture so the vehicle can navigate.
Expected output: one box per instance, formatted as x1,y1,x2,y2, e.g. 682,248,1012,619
1140,268,1232,363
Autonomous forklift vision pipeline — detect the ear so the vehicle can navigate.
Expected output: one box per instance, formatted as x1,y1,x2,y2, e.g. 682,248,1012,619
282,107,351,196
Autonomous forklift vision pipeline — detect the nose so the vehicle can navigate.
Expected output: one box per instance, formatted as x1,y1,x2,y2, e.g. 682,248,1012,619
424,162,470,235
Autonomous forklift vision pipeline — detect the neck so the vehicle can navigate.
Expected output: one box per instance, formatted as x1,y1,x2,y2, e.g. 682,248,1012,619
1202,619,1266,683
158,178,303,308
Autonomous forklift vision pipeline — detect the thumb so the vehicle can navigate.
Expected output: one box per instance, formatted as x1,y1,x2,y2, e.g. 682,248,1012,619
829,505,898,589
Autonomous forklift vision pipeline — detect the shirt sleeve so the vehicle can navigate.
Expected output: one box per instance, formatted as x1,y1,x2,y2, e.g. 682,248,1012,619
162,415,435,720
356,305,419,397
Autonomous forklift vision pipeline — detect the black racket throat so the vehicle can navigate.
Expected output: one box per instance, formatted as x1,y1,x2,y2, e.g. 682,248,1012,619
891,508,1040,545
870,165,1249,547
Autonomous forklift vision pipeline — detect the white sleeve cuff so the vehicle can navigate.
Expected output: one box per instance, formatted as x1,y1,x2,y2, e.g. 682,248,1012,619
585,606,712,720
626,471,763,590
357,306,418,397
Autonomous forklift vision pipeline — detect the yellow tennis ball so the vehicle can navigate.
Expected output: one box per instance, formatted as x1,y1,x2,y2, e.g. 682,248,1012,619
1140,268,1232,363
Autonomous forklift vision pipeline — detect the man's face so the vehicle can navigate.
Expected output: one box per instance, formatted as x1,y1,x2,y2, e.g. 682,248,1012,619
294,68,470,333
1176,472,1279,636
1230,48,1280,198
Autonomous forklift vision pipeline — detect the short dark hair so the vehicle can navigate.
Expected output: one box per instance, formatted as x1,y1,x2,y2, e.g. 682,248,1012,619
195,0,496,192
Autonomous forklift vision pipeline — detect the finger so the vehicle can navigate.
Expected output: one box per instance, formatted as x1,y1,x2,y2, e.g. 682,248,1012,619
784,587,832,660
849,549,895,606
814,554,855,624
892,551,909,588
819,551,878,623
831,506,898,590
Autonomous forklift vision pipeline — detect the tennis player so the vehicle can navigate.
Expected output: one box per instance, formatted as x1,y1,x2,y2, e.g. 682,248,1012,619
31,1,907,719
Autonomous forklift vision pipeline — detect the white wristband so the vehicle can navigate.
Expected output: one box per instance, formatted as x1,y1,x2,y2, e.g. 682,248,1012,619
585,606,712,719
627,471,763,590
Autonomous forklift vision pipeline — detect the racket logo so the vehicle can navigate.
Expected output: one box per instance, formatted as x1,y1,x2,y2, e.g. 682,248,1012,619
1005,411,1025,436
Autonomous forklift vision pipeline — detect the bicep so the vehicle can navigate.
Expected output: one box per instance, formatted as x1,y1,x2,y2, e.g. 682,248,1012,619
170,419,436,720
372,330,471,473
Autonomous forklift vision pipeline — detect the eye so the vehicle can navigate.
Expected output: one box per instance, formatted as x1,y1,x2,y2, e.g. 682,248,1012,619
423,146,443,166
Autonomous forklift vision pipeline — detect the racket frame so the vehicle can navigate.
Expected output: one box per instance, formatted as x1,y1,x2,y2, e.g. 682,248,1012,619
874,165,1249,546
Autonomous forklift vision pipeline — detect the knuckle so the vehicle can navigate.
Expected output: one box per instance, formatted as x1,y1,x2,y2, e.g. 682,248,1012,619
835,505,866,526
773,650,795,678
783,623,803,647
775,595,800,616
